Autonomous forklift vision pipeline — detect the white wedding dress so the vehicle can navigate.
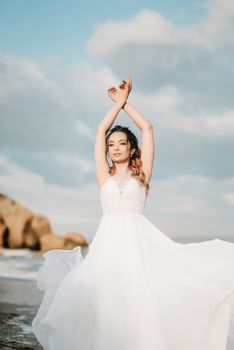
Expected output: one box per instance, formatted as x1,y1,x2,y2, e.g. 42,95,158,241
32,175,234,350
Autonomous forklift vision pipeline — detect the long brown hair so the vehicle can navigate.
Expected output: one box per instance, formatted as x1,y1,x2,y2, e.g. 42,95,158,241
105,125,149,195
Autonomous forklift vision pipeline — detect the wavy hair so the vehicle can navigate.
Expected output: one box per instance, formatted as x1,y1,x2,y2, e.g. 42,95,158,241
105,125,149,195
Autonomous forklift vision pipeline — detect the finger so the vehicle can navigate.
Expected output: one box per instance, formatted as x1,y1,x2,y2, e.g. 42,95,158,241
128,74,132,85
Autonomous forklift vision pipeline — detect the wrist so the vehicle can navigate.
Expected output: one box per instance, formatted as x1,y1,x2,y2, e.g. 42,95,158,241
122,101,127,109
116,98,127,108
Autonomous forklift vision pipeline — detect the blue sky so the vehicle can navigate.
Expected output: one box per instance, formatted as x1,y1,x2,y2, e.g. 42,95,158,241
0,0,234,242
0,0,206,64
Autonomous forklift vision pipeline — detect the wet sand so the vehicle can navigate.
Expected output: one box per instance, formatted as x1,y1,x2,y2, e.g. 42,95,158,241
0,277,43,349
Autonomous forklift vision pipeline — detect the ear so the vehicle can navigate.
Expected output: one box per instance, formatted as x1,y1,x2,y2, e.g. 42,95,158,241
130,148,136,156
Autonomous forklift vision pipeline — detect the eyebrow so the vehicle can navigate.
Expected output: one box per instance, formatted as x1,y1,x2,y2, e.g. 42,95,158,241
109,139,127,143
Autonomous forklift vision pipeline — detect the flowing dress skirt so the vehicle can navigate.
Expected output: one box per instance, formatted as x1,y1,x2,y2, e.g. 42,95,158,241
32,214,234,350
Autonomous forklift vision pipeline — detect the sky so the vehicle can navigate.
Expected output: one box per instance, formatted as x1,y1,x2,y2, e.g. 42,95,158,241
0,0,234,243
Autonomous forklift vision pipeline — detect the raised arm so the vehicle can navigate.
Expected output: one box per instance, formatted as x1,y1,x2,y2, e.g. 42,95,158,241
124,103,154,183
94,79,131,186
108,78,154,183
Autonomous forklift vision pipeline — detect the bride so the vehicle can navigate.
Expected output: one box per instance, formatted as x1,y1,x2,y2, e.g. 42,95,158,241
32,75,234,350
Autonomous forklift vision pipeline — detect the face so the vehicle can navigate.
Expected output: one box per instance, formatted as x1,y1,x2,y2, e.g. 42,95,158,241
108,131,132,163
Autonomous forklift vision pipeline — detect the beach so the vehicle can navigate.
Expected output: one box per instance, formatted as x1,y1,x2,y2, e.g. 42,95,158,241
0,249,44,349
0,280,42,349
0,248,234,350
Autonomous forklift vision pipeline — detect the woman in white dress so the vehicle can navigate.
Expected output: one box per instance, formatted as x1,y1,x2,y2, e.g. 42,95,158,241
32,75,234,350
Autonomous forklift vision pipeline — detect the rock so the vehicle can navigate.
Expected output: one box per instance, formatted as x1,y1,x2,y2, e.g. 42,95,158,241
39,234,66,252
0,194,33,248
0,193,89,254
39,232,88,252
0,194,52,250
64,231,88,247
23,214,52,249
30,215,52,237
0,215,6,247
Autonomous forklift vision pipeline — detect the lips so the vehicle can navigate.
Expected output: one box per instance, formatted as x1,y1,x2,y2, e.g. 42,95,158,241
114,153,121,156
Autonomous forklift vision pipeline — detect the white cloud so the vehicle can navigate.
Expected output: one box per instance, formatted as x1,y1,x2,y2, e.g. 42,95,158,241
0,53,66,106
87,0,234,57
0,54,119,152
167,109,234,138
148,173,234,241
76,120,93,140
0,153,45,195
86,0,234,116
223,192,234,206
87,10,175,57
129,87,234,139
53,152,94,174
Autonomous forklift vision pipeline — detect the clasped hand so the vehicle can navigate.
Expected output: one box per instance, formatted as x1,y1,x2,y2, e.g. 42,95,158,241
107,74,132,105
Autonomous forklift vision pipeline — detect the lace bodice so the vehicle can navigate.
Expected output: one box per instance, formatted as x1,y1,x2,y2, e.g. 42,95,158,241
100,175,147,215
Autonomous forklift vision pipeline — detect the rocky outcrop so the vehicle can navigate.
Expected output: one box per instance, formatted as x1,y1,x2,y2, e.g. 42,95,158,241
23,214,52,250
0,193,88,252
0,194,34,248
64,231,88,247
40,231,88,252
40,234,67,251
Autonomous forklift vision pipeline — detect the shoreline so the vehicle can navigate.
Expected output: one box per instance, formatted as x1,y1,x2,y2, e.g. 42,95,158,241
0,278,43,349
